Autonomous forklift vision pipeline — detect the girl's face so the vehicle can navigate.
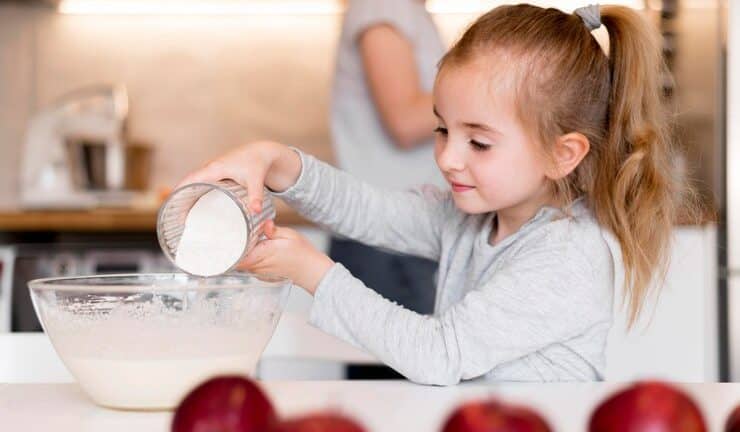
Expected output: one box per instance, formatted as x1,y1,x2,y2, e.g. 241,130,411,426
433,59,552,215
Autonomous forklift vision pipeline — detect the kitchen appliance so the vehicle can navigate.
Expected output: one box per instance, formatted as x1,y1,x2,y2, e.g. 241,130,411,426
0,247,15,333
19,84,151,209
28,273,291,409
9,244,175,332
64,135,151,191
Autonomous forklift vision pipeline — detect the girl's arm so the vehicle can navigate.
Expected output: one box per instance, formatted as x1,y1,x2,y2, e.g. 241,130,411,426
272,148,453,261
177,142,451,260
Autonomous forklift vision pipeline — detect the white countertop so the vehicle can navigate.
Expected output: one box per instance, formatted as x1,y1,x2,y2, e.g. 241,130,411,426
2,314,738,430
2,380,740,431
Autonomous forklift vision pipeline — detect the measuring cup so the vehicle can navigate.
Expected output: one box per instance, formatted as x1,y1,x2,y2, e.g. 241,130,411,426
157,179,276,276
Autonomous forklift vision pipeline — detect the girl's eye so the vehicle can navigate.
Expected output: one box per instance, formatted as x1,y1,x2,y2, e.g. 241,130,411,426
433,126,448,135
470,140,491,151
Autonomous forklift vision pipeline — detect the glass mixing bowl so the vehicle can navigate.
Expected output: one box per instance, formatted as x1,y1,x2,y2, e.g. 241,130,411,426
28,273,291,411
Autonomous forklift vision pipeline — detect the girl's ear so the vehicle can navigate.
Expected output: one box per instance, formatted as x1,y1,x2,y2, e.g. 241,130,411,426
545,132,590,180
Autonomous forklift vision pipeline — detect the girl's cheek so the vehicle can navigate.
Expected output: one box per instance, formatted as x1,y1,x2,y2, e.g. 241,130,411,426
434,140,446,164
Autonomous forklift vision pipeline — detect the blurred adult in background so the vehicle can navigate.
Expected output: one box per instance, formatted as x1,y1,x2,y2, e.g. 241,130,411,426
329,0,444,315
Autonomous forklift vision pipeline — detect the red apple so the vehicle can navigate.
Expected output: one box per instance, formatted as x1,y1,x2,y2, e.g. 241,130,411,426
589,381,707,432
441,399,552,432
171,375,277,432
272,413,367,432
726,404,740,432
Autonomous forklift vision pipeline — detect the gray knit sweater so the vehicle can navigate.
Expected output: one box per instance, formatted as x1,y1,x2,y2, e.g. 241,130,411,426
273,149,615,385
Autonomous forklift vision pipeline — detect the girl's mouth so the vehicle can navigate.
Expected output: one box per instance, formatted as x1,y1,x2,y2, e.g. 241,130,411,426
450,181,475,193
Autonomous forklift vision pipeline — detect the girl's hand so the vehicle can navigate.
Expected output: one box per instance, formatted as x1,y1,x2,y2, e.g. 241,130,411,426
176,141,302,214
238,221,335,295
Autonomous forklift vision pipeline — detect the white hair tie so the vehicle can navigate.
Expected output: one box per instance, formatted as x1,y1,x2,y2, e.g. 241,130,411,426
574,4,601,31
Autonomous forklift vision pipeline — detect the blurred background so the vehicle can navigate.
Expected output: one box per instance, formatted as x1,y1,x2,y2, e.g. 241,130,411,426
0,0,732,383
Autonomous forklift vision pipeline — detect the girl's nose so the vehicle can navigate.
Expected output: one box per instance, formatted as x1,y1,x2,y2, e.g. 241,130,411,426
437,141,465,172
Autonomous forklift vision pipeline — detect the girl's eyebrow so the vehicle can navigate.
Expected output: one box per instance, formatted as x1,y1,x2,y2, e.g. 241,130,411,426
463,122,499,134
433,106,502,135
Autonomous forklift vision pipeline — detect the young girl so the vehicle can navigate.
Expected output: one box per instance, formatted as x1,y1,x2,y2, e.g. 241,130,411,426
179,4,687,384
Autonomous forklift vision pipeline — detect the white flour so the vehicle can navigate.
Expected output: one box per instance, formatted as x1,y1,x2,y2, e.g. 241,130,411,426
175,189,248,276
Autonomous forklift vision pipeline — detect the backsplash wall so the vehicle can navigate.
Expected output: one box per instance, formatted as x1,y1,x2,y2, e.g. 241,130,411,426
0,4,474,208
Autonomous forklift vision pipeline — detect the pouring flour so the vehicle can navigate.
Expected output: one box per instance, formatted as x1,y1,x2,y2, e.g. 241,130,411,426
157,180,276,277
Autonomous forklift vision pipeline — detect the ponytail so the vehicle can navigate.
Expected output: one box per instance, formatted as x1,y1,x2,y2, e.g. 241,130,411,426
594,6,685,325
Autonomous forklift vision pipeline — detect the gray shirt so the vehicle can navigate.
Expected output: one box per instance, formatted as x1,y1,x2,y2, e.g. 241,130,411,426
273,150,616,385
331,0,445,189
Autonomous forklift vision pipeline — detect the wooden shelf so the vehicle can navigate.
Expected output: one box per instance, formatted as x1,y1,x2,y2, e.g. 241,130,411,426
0,200,714,233
0,200,309,232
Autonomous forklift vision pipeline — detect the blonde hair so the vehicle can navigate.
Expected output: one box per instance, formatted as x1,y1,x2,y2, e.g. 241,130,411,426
439,4,699,326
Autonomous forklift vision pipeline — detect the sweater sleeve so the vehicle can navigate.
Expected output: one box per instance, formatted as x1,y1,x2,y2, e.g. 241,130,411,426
271,148,453,261
308,242,607,386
